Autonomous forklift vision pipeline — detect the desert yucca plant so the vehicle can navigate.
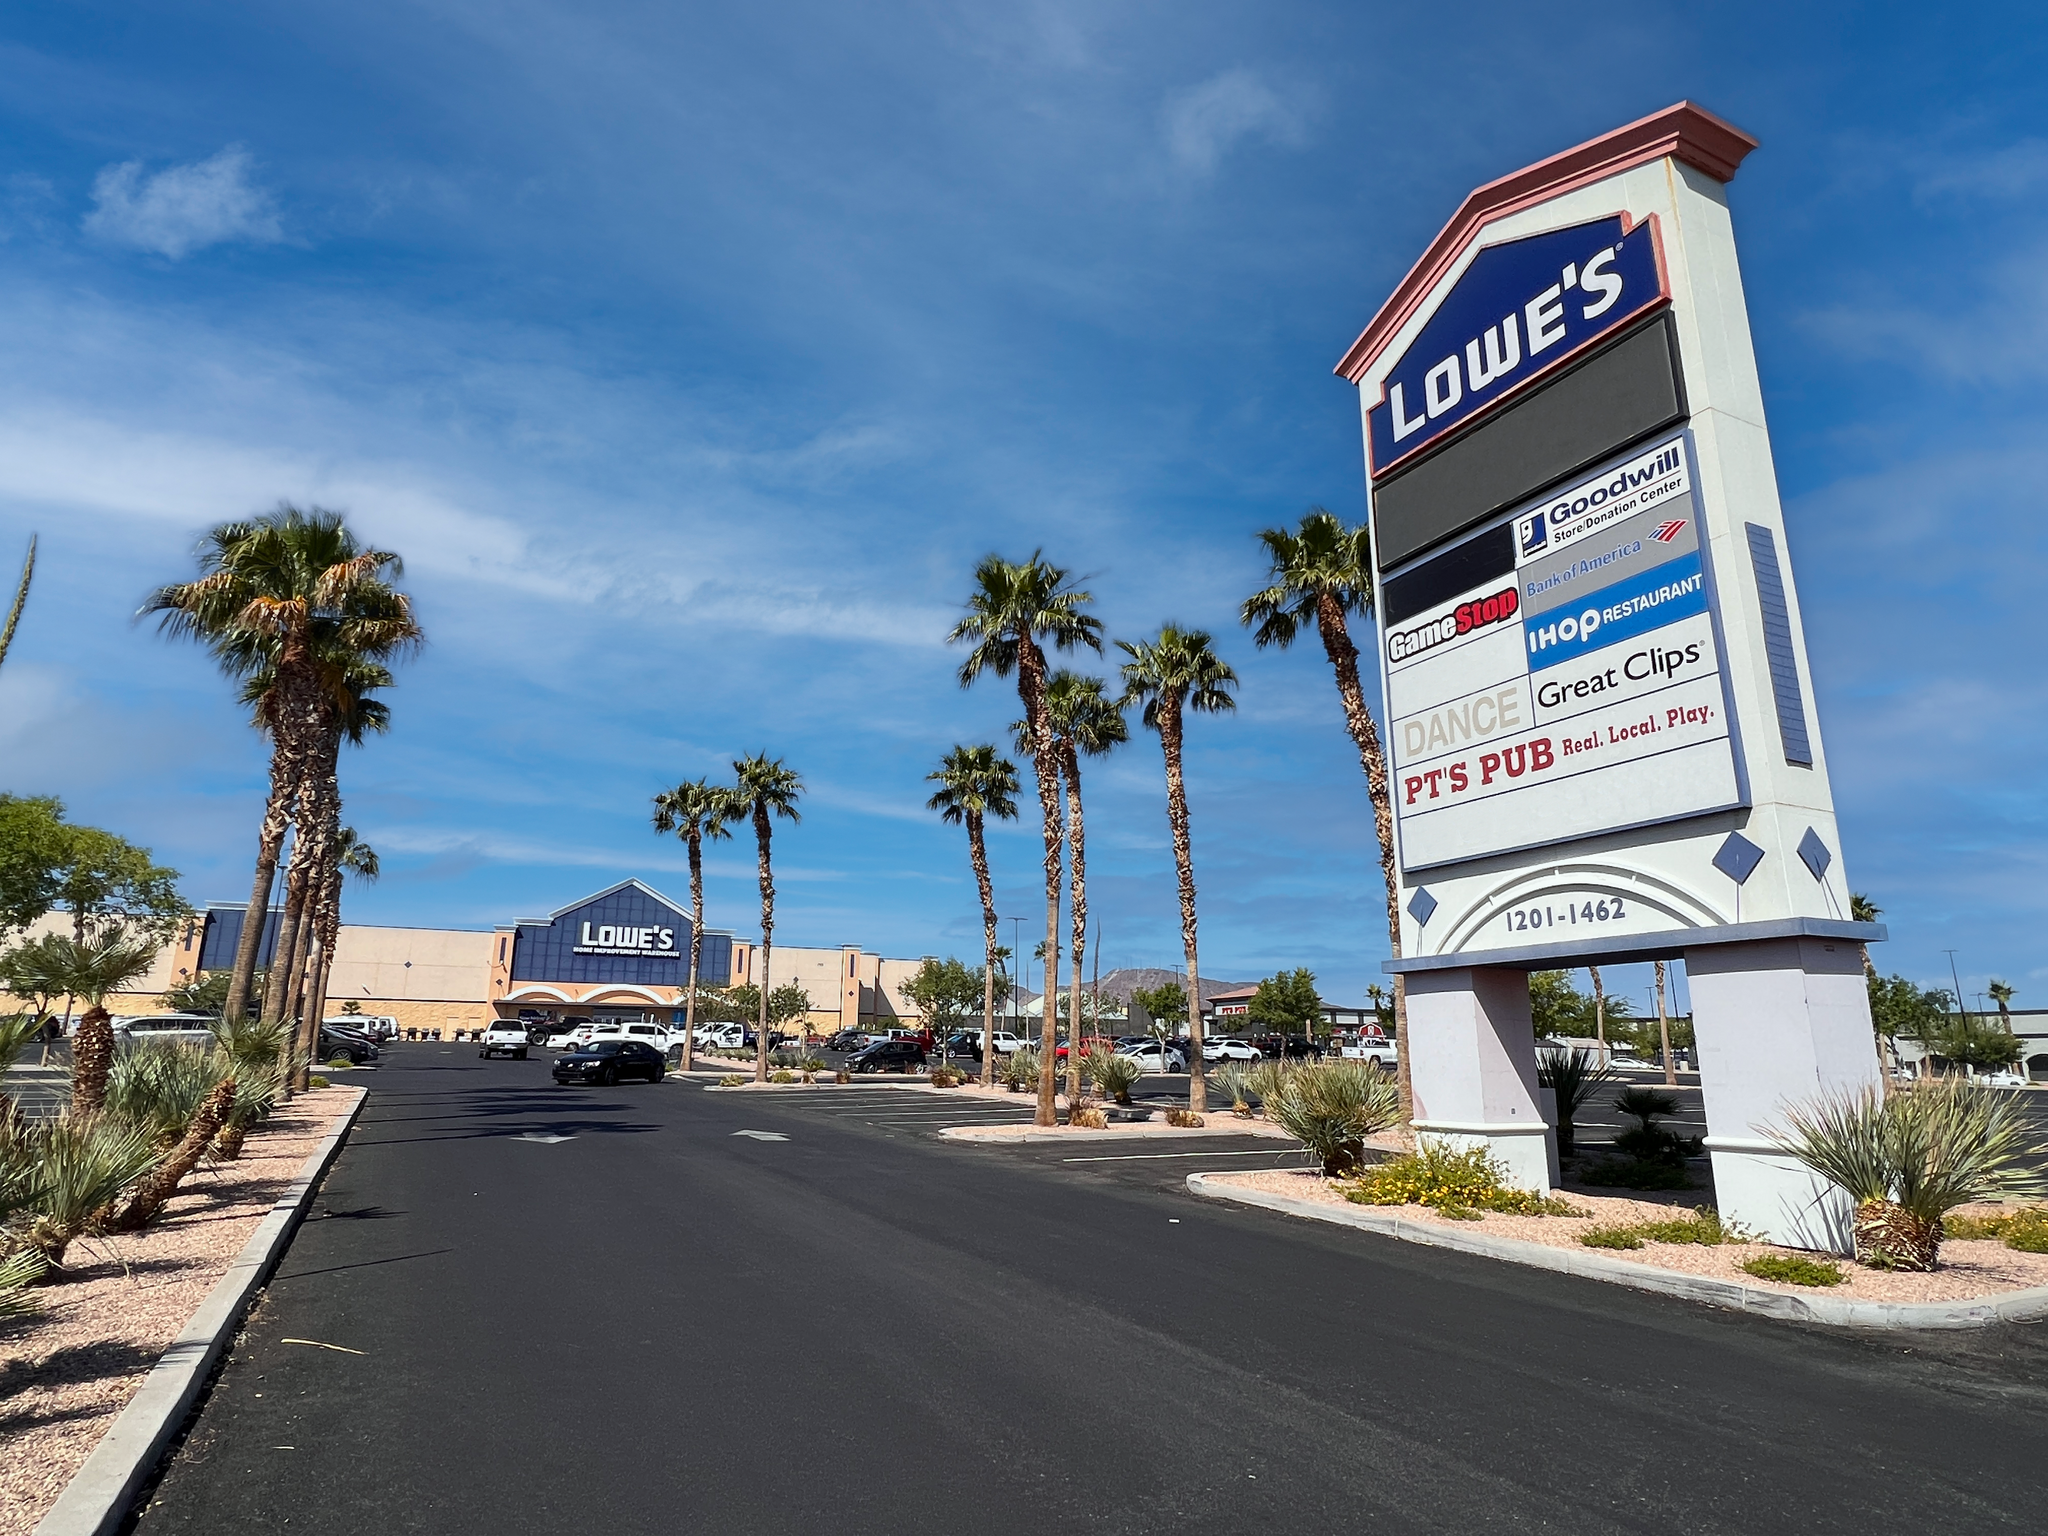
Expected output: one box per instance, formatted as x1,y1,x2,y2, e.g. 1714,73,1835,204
0,1246,44,1319
1263,1059,1403,1175
1212,1063,1254,1116
1537,1047,1616,1159
210,1016,296,1159
1243,1058,1296,1112
1004,1049,1040,1090
0,1012,44,1080
106,1042,233,1146
1767,1077,2048,1270
7,1114,162,1270
1087,1051,1143,1105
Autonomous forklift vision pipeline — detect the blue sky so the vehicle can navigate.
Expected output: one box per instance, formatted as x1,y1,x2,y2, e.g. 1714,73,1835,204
0,1,2043,1016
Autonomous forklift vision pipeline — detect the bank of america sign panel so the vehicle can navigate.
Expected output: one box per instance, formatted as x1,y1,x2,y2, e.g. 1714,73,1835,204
1366,214,1666,475
1386,434,1743,870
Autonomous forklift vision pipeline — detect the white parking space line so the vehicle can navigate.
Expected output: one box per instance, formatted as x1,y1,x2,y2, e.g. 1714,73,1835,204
1058,1149,1309,1162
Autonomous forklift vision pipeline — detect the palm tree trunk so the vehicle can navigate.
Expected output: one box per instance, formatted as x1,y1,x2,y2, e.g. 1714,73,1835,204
1312,594,1411,1119
753,807,774,1084
683,832,704,1075
1655,960,1676,1087
1591,966,1607,1053
114,1078,236,1231
1159,696,1206,1113
969,811,998,1089
1017,640,1063,1128
1064,747,1088,1105
70,1004,114,1115
225,745,297,1026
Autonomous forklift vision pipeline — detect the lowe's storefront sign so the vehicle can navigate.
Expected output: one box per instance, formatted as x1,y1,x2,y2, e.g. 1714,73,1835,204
1368,213,1667,474
510,879,730,988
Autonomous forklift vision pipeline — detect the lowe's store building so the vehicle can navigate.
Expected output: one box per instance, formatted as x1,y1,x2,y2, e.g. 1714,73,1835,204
156,879,930,1040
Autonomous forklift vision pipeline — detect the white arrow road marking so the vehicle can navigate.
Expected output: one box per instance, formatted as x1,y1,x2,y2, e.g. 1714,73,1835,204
510,1132,575,1143
732,1130,790,1141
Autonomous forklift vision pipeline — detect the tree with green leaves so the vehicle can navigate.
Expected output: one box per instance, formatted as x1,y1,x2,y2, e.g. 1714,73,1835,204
902,957,985,1046
1247,968,1322,1035
950,553,1103,1126
159,969,268,1017
1919,1012,2024,1073
1131,982,1187,1031
1868,973,1949,1060
926,745,1021,1086
143,505,420,1030
1014,672,1127,1101
653,777,744,1073
1526,969,1636,1042
1118,625,1238,1113
734,754,803,1081
767,982,812,1029
1242,509,1411,1111
0,795,186,944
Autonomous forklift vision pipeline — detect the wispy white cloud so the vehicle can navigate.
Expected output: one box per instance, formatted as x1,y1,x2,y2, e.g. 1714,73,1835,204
84,145,282,258
1162,69,1309,175
1911,137,2048,201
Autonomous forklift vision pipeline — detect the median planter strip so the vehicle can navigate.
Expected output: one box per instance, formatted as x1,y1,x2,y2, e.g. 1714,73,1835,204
1187,1170,2048,1331
11,1087,366,1536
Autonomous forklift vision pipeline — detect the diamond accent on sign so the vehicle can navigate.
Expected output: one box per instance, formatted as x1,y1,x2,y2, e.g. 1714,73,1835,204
1712,832,1765,886
1407,887,1439,926
1797,827,1833,881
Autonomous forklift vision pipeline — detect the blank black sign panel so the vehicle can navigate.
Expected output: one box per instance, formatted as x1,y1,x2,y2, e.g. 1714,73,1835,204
1372,314,1687,571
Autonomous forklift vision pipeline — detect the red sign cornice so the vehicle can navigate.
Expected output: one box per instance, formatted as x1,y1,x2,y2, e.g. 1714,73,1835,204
1336,101,1758,386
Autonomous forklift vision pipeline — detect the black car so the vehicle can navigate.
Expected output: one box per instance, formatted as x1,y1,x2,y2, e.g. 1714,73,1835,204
942,1031,984,1060
846,1038,926,1074
823,1028,868,1052
1248,1032,1321,1060
318,1026,380,1065
552,1040,667,1086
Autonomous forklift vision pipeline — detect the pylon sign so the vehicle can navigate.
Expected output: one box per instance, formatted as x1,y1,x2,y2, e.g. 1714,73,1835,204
1338,104,1860,966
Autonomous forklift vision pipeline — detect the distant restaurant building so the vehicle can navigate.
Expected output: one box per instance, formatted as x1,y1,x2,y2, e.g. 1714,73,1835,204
52,878,937,1039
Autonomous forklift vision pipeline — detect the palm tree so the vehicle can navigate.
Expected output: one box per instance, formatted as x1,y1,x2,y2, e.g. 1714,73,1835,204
1989,978,2014,1023
1852,893,1891,1085
143,506,420,1028
653,778,744,1074
1117,626,1237,1113
0,929,158,1115
950,554,1104,1126
926,745,1022,1088
1241,509,1414,1113
1654,960,1676,1087
0,533,33,671
734,755,803,1083
1589,965,1608,1054
293,827,379,1082
1017,673,1128,1104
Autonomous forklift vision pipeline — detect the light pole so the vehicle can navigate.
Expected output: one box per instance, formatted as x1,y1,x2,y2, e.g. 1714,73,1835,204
1944,950,1965,1019
1011,916,1024,1031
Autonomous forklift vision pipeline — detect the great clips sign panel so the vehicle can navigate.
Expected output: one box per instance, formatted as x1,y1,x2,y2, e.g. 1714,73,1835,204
1367,215,1666,476
1382,434,1743,870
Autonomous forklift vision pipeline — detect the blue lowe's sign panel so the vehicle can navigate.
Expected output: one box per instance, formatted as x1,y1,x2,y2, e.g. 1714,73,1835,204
510,879,730,988
1368,214,1667,476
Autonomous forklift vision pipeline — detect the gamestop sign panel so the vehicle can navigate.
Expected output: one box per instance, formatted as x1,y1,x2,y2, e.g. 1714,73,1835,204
1386,434,1742,869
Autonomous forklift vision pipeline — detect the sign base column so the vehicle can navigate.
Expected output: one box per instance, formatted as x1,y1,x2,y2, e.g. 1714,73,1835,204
1687,936,1881,1252
1406,967,1555,1192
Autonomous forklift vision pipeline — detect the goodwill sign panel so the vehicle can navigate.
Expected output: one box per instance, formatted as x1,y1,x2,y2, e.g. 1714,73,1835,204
1383,432,1743,870
1367,214,1667,475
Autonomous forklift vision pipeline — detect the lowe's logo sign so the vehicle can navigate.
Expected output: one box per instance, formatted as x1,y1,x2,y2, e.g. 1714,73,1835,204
1368,214,1666,474
576,922,678,956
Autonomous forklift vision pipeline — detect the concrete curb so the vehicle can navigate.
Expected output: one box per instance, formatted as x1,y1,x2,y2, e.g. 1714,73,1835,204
1184,1173,2048,1331
944,1122,1301,1144
33,1086,370,1536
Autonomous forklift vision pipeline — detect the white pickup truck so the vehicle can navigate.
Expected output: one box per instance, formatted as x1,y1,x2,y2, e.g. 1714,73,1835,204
1339,1034,1399,1069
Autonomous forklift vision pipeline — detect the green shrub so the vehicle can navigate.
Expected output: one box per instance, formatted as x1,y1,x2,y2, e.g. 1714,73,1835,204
308,1075,329,1089
1242,1058,1295,1109
1263,1059,1403,1175
1087,1051,1143,1105
326,1056,355,1070
1003,1049,1040,1090
1578,1207,1737,1250
8,1114,162,1270
769,1069,796,1084
1741,1253,1844,1287
928,1064,965,1087
1945,1206,2048,1252
718,1074,746,1087
2007,1212,2048,1254
1579,1226,1645,1249
1576,1156,1694,1191
1768,1077,2048,1271
105,1042,232,1146
1212,1063,1254,1115
1537,1046,1616,1159
1344,1143,1583,1216
0,1247,45,1319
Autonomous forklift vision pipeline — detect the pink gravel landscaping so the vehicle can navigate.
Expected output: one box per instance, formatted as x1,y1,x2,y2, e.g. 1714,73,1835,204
0,1086,362,1536
1205,1168,2048,1305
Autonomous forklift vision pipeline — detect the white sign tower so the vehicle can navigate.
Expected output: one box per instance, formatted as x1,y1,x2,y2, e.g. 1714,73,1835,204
1339,103,1883,1248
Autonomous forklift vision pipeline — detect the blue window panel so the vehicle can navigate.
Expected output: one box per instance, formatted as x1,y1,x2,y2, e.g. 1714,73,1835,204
198,906,285,970
1744,523,1813,767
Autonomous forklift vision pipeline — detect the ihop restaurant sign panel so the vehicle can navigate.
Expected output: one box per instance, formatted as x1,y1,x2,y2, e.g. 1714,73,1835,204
1367,214,1666,474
